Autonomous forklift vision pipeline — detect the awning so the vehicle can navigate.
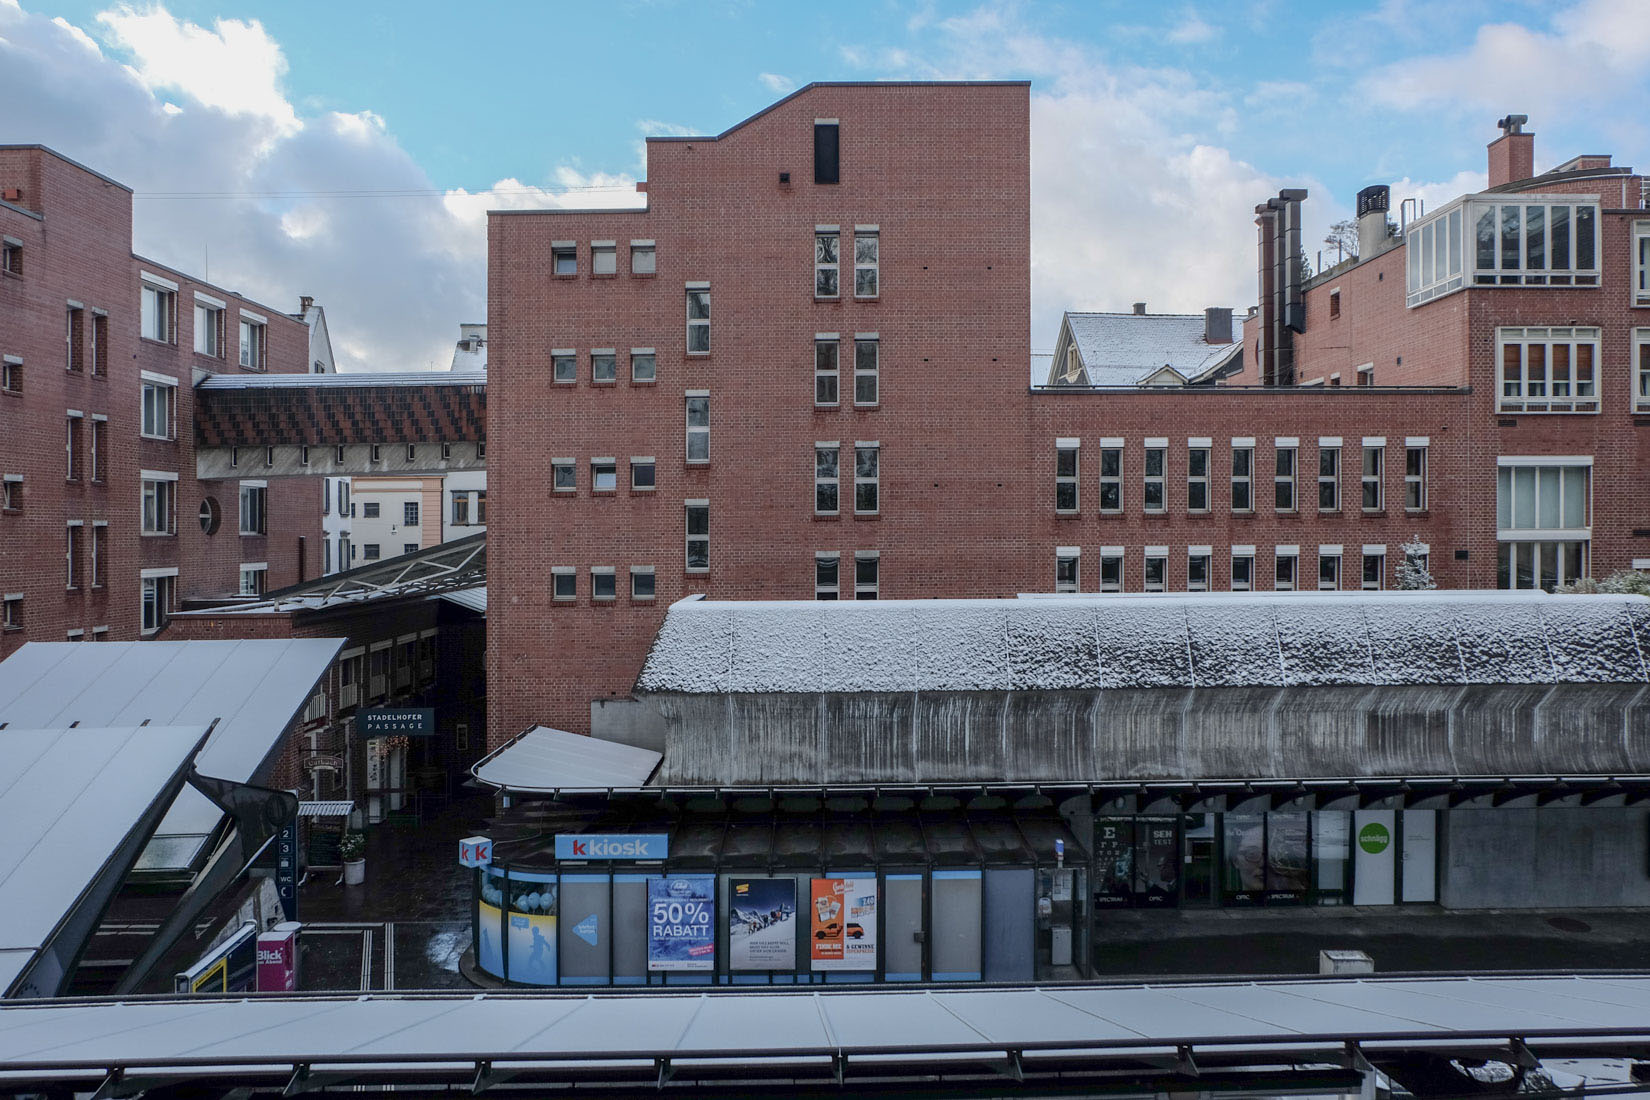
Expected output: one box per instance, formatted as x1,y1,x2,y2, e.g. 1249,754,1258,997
298,801,355,818
0,724,210,997
472,727,661,794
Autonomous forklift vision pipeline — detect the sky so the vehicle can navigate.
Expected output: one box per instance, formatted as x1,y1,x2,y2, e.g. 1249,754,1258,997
3,0,1648,371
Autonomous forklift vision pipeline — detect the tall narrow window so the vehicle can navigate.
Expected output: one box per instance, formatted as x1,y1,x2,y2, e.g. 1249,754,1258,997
65,415,81,481
813,121,839,185
1143,445,1166,512
140,574,176,634
1362,550,1385,591
1099,446,1123,512
2,356,19,394
141,476,176,535
1361,443,1384,510
815,444,839,514
1274,444,1297,512
0,238,19,277
239,482,267,535
1274,548,1298,591
1055,440,1079,513
685,286,710,354
853,336,879,405
1186,444,1210,512
1634,329,1650,411
1143,549,1167,592
1317,443,1340,511
814,337,840,405
1231,548,1254,591
1405,442,1428,510
854,229,879,298
815,553,840,600
1187,549,1210,591
66,304,84,371
194,301,223,356
1633,222,1649,307
1231,443,1253,511
140,281,175,343
91,523,106,587
65,524,81,589
1052,548,1081,593
814,230,839,298
854,443,880,515
853,551,879,599
141,378,175,440
1099,550,1123,592
685,502,709,572
90,418,106,482
1318,548,1342,590
685,393,710,463
238,316,266,370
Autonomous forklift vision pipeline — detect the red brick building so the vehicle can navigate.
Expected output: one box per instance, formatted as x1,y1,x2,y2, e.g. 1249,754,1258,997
0,146,321,656
487,83,1649,744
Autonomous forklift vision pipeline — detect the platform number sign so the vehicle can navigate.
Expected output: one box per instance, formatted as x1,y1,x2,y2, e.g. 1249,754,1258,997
276,820,299,922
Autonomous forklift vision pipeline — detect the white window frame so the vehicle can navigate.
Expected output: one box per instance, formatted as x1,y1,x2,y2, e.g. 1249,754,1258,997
1,354,19,394
1635,329,1650,411
1230,545,1255,591
1231,439,1254,512
551,566,576,601
1362,545,1386,591
815,443,840,515
814,553,840,600
853,227,879,298
1098,547,1123,592
630,456,656,492
194,294,225,357
1318,545,1342,590
239,562,268,596
1404,205,1465,307
685,391,710,463
1274,546,1298,591
65,413,81,481
139,274,177,343
90,521,106,588
1,474,20,513
591,566,617,601
1186,439,1210,513
631,347,656,383
1634,221,1649,308
139,567,178,635
64,521,81,590
1469,197,1600,289
1143,547,1167,592
591,457,617,493
685,284,710,354
853,550,879,600
66,302,83,372
591,241,617,276
1098,440,1123,513
1404,438,1429,511
1496,326,1601,413
814,228,840,299
1054,439,1079,514
1496,457,1592,540
1317,439,1341,512
238,311,266,370
853,442,880,515
630,240,656,275
1142,440,1166,513
552,457,576,492
1055,546,1080,593
1187,546,1211,591
815,335,839,406
591,348,617,384
140,471,178,536
630,565,656,601
140,373,177,440
552,348,577,384
1274,439,1298,513
238,480,268,536
685,500,709,573
551,241,577,276
853,334,879,406
1361,440,1385,511
1,594,20,631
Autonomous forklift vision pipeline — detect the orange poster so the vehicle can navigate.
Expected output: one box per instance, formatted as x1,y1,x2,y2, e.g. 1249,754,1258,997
810,877,877,971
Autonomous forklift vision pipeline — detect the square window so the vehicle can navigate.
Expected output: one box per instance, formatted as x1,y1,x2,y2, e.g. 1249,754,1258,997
631,243,656,275
553,352,577,383
364,544,382,561
552,244,577,275
552,569,576,600
592,351,617,383
631,351,656,382
592,568,616,600
592,459,617,492
363,501,381,518
239,565,267,596
631,567,656,600
631,458,656,491
591,244,617,275
553,459,576,491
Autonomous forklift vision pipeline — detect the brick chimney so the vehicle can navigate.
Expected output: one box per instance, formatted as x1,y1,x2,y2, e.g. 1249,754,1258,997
1132,302,1146,315
1488,114,1534,188
298,295,314,313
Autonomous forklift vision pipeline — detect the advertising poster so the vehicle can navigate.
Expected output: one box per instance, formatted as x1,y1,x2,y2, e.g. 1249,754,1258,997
1092,818,1134,907
729,878,796,970
476,900,503,976
1265,813,1310,898
648,875,715,971
810,877,878,971
1223,814,1266,904
1136,817,1179,906
506,909,558,985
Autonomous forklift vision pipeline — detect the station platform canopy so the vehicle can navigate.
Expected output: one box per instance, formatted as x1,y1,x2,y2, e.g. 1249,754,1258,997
0,724,209,997
0,640,343,875
472,726,660,795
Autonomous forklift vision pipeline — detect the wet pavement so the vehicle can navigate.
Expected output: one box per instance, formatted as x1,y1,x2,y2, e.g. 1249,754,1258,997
294,790,492,991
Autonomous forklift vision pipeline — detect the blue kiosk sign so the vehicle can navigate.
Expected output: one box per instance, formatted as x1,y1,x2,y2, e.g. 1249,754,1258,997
555,834,669,860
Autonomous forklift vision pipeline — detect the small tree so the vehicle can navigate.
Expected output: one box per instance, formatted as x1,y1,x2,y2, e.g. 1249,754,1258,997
1324,220,1359,264
1394,534,1436,590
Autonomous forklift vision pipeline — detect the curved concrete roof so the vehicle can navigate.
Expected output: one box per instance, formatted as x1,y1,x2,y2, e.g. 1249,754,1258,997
638,592,1650,695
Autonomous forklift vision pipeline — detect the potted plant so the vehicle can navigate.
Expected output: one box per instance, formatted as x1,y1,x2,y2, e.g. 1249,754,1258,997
339,830,367,886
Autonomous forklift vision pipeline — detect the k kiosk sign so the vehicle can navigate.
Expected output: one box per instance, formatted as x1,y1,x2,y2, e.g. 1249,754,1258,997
556,834,669,860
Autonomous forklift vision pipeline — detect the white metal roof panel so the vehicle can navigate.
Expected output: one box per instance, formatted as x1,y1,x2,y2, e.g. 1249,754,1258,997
197,370,486,389
0,641,343,870
0,725,207,992
437,586,487,613
473,727,661,792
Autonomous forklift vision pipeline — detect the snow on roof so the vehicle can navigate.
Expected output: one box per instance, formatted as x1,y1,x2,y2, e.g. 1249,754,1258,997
0,724,207,996
197,370,486,390
472,726,661,793
0,640,343,872
637,593,1650,695
1053,312,1239,386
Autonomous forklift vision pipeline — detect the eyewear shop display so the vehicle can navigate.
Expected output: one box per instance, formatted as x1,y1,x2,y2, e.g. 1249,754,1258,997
468,807,1090,987
1093,810,1438,909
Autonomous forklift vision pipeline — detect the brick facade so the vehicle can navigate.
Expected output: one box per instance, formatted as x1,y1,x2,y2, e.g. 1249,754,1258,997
487,86,1650,744
0,146,321,658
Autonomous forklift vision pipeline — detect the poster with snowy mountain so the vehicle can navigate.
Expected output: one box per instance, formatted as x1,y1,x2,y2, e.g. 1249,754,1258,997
729,878,796,970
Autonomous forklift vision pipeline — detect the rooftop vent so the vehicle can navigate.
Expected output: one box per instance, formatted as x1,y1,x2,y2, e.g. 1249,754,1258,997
1132,302,1146,315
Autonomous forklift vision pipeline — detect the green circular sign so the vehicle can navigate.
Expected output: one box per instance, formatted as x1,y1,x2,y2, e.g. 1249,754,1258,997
1358,822,1391,855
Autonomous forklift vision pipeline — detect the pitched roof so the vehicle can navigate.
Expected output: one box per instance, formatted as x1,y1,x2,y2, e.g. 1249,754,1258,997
1050,312,1240,386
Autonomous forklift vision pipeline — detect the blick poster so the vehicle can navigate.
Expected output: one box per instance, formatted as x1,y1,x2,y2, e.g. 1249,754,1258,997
810,877,877,971
729,878,796,970
647,875,715,971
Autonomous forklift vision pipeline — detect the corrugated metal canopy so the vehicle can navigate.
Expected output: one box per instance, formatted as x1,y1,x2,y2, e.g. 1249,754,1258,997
3,975,1650,1090
298,801,354,818
0,725,208,996
473,727,661,793
0,640,343,872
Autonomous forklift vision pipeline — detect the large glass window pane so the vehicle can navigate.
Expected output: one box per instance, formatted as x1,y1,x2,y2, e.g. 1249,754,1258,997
1527,343,1547,396
1222,815,1266,904
1475,206,1495,272
1525,206,1545,269
1409,224,1422,289
1562,467,1587,528
1576,205,1595,269
1500,206,1520,269
1513,467,1536,529
1575,343,1595,397
1313,811,1350,901
1550,206,1570,269
1447,208,1462,276
1538,467,1561,528
1497,468,1511,528
1266,813,1310,897
1421,224,1434,285
1433,214,1447,282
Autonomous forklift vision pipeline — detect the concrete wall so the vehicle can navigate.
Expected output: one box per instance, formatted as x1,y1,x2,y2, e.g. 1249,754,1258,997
1442,808,1650,909
590,696,668,755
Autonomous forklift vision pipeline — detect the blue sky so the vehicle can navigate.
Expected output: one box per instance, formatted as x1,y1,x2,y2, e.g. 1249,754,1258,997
5,0,1648,369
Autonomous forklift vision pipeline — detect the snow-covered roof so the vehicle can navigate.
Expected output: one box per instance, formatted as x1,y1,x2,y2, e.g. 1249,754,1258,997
472,726,661,793
0,641,343,873
638,592,1650,695
450,323,487,372
1048,312,1240,387
0,724,207,996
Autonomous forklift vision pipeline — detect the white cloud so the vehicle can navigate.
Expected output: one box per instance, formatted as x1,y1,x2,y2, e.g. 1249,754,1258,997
0,1,640,373
1386,169,1488,219
757,72,794,93
1165,9,1217,45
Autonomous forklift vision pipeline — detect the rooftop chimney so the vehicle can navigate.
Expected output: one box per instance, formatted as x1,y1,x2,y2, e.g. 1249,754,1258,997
298,295,314,313
1132,302,1146,315
1488,114,1534,188
1356,185,1390,260
1204,307,1233,345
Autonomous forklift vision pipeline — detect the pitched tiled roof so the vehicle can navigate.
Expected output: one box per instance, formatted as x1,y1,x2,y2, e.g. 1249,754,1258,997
1054,312,1239,386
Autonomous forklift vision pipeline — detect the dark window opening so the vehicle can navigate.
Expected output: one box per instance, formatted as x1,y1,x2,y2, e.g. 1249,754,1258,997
814,122,839,185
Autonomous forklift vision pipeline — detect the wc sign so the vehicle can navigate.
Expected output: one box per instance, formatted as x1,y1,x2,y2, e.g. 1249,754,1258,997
458,836,493,867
